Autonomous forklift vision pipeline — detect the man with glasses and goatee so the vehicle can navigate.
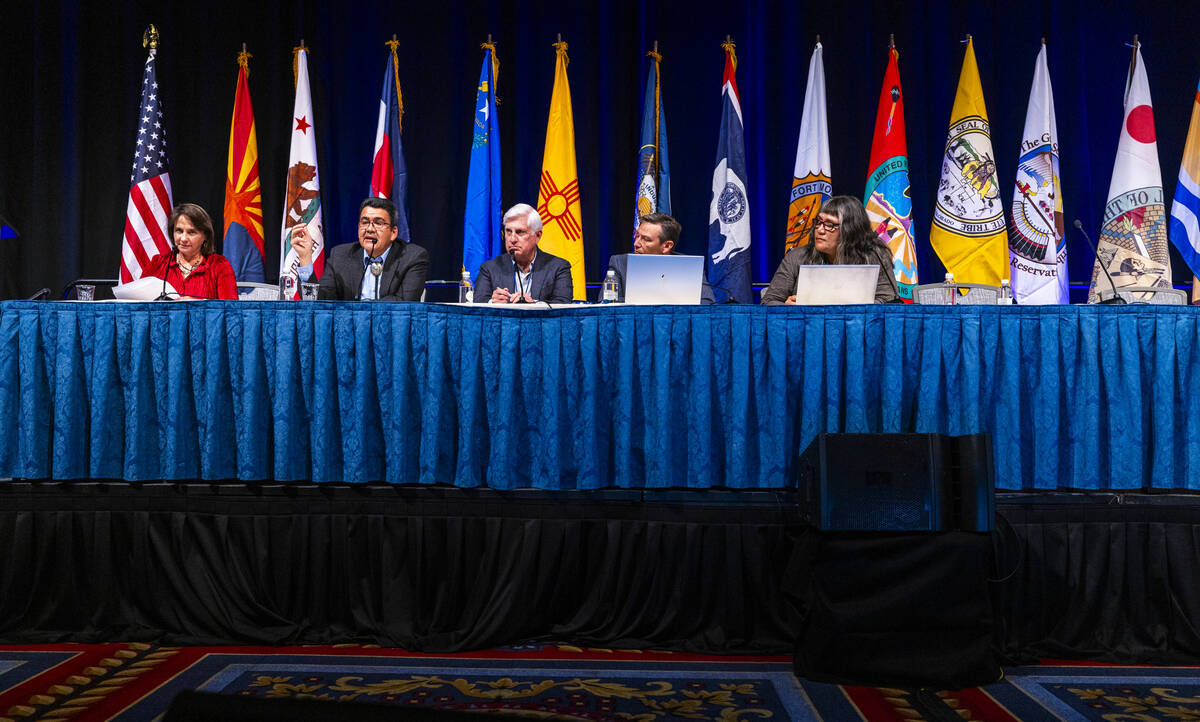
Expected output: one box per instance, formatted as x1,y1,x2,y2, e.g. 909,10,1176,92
290,197,429,301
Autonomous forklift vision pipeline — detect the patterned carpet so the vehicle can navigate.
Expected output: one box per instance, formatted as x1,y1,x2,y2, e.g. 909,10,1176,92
2,644,1200,720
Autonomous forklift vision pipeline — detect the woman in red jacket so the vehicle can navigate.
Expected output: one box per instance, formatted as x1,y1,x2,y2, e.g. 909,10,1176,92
143,203,238,300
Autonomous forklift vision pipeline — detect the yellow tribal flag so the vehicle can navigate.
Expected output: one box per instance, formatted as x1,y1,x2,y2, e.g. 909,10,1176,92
536,41,585,299
930,37,1008,284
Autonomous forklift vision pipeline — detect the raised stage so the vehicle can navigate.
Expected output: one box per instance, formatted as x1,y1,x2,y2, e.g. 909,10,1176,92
4,482,1200,670
2,301,1198,490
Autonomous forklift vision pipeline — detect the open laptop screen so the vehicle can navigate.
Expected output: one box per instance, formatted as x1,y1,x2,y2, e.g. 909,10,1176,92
793,264,879,305
625,254,705,305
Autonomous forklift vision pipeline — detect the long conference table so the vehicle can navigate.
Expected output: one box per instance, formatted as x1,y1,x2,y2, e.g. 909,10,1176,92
0,300,1196,491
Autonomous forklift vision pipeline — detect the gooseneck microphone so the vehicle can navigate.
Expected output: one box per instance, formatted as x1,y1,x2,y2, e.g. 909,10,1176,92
1073,219,1127,305
509,249,530,304
156,252,176,301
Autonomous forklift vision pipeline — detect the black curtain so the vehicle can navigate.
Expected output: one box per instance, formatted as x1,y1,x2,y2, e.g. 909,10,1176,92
0,484,798,652
3,0,1200,299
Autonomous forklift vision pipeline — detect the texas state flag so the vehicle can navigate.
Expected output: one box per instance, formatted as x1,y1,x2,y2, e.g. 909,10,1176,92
370,41,411,242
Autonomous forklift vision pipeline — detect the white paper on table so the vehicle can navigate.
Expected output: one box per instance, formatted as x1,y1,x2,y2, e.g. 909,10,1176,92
113,276,177,301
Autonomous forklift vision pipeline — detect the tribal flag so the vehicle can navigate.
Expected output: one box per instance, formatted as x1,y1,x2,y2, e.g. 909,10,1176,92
1089,42,1171,302
1010,43,1067,304
785,40,831,253
930,36,1008,285
707,40,752,304
463,41,502,282
536,41,585,300
1169,73,1200,296
864,44,917,301
279,45,324,296
634,46,671,229
222,48,265,283
370,39,410,242
119,34,173,283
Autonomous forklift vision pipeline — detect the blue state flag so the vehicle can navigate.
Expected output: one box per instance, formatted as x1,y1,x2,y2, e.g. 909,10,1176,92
463,43,502,280
707,42,752,304
635,49,670,230
1170,75,1200,278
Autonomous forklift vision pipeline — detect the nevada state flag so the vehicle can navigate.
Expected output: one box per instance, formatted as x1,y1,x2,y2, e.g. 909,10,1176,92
707,41,752,304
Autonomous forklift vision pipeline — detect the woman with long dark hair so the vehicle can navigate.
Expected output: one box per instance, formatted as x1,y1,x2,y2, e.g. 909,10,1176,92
761,195,899,304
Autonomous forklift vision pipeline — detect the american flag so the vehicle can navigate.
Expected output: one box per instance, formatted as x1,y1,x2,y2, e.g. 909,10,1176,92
119,47,173,283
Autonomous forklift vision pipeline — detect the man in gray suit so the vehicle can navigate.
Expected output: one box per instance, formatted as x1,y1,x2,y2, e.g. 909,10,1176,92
606,213,716,303
474,203,573,304
289,198,429,301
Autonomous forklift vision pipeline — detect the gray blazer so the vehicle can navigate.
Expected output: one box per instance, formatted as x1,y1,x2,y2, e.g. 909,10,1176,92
761,243,899,304
605,253,716,304
474,250,574,303
318,240,429,301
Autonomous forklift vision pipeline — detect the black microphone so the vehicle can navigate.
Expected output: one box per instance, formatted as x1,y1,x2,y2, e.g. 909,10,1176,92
708,282,741,304
156,252,176,301
509,248,530,303
1073,219,1127,305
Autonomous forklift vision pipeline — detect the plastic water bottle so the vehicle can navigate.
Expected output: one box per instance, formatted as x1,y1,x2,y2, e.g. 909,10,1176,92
602,269,620,303
943,272,957,305
458,270,473,304
998,279,1012,305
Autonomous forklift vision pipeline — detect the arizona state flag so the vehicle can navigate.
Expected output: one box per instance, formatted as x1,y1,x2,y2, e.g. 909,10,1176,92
930,36,1008,284
536,41,585,300
785,40,831,252
223,48,265,282
865,43,917,301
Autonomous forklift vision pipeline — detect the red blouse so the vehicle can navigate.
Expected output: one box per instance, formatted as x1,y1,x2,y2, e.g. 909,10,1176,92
144,252,239,300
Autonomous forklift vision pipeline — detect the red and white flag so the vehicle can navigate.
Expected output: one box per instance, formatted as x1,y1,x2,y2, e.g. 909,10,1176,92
279,45,324,297
119,43,173,283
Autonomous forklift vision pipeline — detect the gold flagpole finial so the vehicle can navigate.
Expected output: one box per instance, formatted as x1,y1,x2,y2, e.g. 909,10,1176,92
720,35,737,71
385,34,404,131
553,34,568,64
237,42,252,70
142,24,160,50
481,36,500,102
647,40,662,63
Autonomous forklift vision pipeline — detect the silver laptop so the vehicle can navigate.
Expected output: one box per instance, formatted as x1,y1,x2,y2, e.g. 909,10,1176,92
625,254,705,305
793,264,879,305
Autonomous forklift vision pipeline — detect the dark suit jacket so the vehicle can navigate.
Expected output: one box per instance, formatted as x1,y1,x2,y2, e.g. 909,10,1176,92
317,240,429,301
605,253,716,304
473,249,574,303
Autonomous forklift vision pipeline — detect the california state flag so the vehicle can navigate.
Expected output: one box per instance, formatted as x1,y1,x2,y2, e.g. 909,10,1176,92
536,41,585,300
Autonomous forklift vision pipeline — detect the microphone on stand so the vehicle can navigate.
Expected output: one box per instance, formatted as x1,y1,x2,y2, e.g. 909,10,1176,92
510,249,530,304
365,236,383,300
1073,219,1127,305
156,251,176,301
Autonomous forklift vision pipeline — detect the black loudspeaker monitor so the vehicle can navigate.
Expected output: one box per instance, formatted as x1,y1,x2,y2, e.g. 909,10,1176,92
796,433,994,532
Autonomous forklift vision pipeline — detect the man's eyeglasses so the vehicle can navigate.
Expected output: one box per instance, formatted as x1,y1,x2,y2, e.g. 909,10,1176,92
813,220,840,232
359,217,392,229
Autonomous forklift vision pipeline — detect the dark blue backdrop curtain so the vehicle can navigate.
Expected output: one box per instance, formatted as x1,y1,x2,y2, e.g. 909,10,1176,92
2,301,1198,491
2,1,1199,299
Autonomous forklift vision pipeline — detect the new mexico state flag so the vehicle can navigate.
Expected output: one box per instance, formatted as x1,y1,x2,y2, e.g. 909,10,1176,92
537,41,585,299
930,36,1008,284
